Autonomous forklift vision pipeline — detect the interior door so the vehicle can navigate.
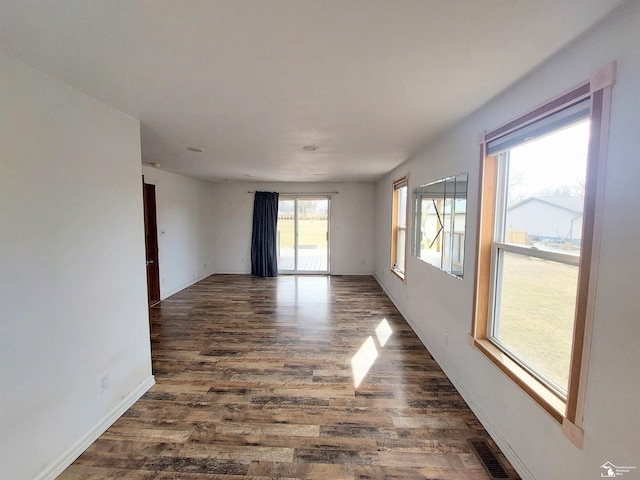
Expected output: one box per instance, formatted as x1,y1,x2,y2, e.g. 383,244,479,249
143,182,161,306
277,196,330,274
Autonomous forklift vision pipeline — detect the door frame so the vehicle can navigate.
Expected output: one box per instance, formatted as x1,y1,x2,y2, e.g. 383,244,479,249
143,178,161,306
278,195,331,275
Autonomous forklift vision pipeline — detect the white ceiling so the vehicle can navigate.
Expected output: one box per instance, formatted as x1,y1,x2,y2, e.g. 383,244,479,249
0,0,626,183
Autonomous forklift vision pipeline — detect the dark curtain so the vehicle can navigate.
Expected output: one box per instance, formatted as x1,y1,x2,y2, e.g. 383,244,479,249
251,191,279,277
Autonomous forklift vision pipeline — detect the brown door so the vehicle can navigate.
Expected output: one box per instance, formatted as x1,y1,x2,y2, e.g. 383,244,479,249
143,182,161,307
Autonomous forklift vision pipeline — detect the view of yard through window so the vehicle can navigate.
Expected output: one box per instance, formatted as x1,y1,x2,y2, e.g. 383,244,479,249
496,252,578,391
277,198,329,272
277,219,328,249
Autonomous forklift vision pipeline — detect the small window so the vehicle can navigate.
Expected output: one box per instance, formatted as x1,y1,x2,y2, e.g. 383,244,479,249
473,63,615,444
391,176,408,278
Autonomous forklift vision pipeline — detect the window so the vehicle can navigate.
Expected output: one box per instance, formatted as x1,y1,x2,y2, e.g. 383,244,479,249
472,63,615,445
391,176,408,278
490,105,589,398
413,173,468,277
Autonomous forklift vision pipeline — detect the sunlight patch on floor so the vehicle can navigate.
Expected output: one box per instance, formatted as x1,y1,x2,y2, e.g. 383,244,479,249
351,318,394,388
375,318,392,347
351,336,378,388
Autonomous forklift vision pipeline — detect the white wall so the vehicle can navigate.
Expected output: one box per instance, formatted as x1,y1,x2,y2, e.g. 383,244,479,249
142,166,216,298
0,53,153,480
374,2,640,479
212,182,374,275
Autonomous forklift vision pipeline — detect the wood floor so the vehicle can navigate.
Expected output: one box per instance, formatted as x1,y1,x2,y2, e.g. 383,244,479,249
60,275,519,479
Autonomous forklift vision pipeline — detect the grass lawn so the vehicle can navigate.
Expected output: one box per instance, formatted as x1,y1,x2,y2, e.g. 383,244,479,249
277,218,328,250
496,252,578,391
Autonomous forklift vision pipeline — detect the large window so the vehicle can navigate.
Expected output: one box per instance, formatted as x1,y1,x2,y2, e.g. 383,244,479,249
473,63,615,445
490,105,589,397
391,176,408,278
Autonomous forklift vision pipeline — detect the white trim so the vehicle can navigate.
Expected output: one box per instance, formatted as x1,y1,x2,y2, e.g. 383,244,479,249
494,242,580,266
590,61,616,92
160,271,213,300
432,343,535,480
35,375,156,480
573,65,615,429
373,273,534,480
562,418,584,448
277,195,331,275
142,176,159,186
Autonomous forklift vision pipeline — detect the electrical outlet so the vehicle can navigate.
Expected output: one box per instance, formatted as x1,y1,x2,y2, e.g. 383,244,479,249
99,372,110,393
444,332,449,346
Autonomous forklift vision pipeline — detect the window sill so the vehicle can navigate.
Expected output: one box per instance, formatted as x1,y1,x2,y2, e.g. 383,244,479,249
390,268,405,281
472,338,565,423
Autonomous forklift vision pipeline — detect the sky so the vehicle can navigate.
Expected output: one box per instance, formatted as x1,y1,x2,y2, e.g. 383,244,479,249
507,119,590,205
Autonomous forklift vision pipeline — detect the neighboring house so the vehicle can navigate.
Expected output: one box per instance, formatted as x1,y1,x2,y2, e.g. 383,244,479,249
507,196,584,247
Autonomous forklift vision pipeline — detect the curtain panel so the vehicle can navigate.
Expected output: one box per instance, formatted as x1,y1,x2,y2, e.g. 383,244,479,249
251,191,279,277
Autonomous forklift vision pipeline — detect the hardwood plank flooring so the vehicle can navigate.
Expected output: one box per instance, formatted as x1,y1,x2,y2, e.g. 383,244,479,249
59,275,519,479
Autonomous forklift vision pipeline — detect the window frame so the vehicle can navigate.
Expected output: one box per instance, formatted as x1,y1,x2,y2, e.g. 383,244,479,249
471,63,615,447
489,141,586,399
391,175,409,279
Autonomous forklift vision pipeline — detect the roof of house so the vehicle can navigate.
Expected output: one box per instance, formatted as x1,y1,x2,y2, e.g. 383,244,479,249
509,196,584,214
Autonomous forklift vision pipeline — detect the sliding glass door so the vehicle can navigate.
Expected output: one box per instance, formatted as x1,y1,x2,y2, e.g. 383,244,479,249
277,197,330,274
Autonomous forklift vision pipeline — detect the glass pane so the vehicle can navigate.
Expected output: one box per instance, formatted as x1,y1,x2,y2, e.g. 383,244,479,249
443,197,454,271
451,197,466,276
504,119,589,255
420,198,443,269
413,173,467,277
277,199,295,271
493,250,578,393
396,228,406,272
297,198,329,272
396,185,407,228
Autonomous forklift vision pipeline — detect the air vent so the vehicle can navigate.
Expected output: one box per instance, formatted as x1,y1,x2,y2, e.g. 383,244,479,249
469,439,511,479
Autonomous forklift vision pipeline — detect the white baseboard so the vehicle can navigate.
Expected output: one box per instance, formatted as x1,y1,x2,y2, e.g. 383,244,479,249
211,271,375,276
213,270,250,275
372,273,534,480
161,271,214,299
36,375,156,480
330,271,374,276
